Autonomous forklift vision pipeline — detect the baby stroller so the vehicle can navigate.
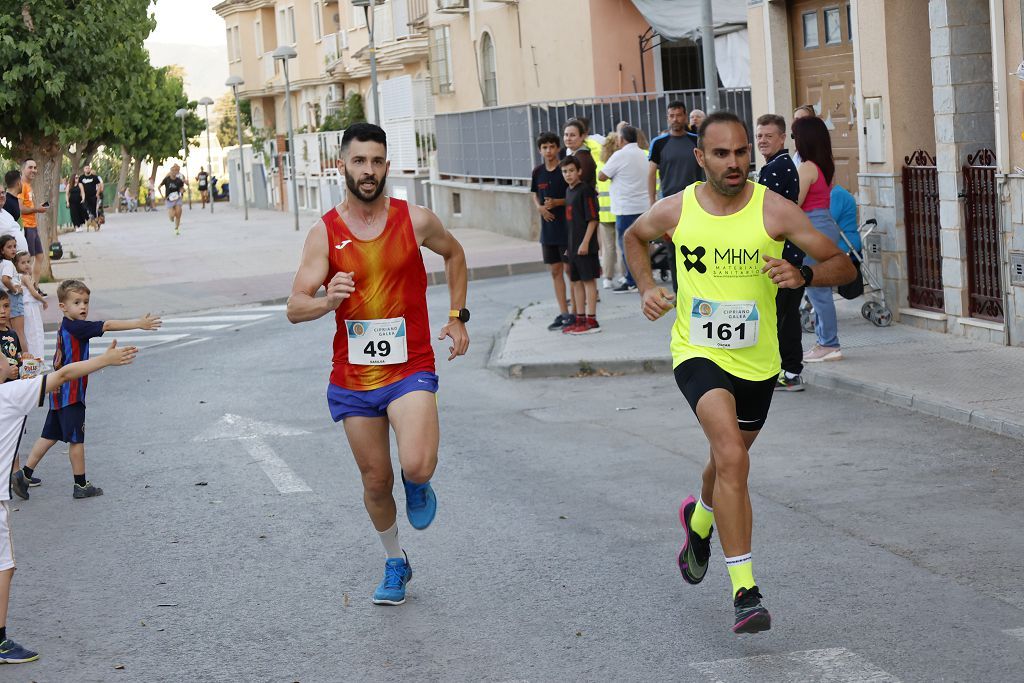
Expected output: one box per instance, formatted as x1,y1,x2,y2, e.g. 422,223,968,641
800,218,893,331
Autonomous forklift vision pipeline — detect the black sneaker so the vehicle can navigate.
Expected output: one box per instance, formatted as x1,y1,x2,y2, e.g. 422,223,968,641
27,474,41,487
548,313,573,331
732,586,771,634
612,283,638,294
73,482,104,499
677,496,712,584
547,313,573,331
775,374,805,392
10,471,28,500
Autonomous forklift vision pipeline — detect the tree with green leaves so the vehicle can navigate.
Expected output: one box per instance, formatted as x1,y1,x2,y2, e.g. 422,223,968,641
215,93,252,148
0,1,154,276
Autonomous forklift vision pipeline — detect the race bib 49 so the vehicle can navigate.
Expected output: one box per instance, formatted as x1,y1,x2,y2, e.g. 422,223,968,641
346,317,408,365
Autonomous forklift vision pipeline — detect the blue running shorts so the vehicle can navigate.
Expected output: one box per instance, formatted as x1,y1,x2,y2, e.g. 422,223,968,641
41,403,87,443
327,371,439,421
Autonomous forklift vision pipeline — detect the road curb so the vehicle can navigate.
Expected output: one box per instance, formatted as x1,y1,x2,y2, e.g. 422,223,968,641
801,366,1024,442
488,317,1024,442
41,261,549,333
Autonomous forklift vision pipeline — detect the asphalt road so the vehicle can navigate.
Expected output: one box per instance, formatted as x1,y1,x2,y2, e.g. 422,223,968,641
6,274,1024,682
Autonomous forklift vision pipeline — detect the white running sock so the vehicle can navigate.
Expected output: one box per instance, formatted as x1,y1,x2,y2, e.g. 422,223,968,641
377,522,403,559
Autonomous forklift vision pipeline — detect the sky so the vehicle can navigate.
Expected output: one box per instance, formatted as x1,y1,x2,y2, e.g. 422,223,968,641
146,0,229,101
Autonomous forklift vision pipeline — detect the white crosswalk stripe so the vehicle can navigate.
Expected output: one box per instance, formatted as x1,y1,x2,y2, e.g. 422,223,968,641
691,648,900,683
40,309,275,358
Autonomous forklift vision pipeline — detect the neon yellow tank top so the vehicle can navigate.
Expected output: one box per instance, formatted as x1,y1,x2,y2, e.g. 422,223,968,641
670,182,785,381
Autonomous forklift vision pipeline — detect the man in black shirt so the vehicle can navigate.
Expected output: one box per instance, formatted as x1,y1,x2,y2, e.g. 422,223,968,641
78,163,103,227
531,133,573,331
197,168,210,208
647,100,704,294
2,172,20,221
755,113,804,392
160,164,188,236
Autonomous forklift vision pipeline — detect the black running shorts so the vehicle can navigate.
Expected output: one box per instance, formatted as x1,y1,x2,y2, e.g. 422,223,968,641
541,243,569,265
674,357,776,431
568,253,600,282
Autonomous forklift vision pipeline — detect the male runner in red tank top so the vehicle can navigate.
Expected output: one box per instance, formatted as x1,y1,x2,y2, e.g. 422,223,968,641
287,123,469,606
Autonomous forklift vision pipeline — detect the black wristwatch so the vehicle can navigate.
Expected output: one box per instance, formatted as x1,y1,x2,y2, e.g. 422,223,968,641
449,308,470,323
800,265,814,287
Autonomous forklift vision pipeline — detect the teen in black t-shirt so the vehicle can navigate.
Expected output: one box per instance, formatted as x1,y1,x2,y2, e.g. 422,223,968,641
531,132,572,331
78,165,103,219
160,164,188,235
197,168,210,208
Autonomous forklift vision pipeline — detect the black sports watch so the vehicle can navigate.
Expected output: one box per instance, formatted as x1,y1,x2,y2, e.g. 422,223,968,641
800,265,814,287
449,308,470,323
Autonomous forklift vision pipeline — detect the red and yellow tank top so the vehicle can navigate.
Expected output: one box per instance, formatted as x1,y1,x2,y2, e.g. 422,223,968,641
324,198,435,390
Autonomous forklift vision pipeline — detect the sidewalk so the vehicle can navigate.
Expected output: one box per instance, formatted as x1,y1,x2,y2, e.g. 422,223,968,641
490,286,1024,441
44,203,544,326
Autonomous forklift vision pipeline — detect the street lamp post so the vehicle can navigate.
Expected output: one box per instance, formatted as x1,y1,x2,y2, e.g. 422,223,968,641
199,96,215,214
352,0,380,125
225,75,249,221
174,107,193,209
273,45,300,232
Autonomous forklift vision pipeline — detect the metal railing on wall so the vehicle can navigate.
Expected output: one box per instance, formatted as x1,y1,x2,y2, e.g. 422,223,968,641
435,88,753,182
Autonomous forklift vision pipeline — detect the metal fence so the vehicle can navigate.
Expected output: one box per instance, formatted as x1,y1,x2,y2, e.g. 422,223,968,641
435,88,753,182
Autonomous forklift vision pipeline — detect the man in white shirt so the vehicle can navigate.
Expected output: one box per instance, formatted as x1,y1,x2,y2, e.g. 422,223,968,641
0,188,27,254
598,126,651,293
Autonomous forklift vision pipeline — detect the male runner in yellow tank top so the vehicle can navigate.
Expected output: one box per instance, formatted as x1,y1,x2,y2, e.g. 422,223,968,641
623,111,855,634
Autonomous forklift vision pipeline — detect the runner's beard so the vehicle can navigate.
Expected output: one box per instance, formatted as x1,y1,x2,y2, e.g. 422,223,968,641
345,169,387,203
706,168,746,197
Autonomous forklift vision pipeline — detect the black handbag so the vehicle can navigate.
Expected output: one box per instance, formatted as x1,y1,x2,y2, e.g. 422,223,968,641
49,241,63,260
837,252,864,300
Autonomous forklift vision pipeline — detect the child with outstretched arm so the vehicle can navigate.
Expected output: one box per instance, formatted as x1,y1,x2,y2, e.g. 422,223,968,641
0,339,138,664
14,280,160,498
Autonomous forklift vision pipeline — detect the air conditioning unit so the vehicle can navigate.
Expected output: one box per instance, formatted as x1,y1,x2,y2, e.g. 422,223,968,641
438,0,469,10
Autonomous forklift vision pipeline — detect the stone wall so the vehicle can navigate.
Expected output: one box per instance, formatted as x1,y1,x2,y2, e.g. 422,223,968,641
430,181,537,242
858,172,918,325
1005,175,1024,346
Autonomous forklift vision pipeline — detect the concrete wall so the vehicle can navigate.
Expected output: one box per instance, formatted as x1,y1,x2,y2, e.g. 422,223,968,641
587,0,655,96
747,1,797,165
430,181,537,241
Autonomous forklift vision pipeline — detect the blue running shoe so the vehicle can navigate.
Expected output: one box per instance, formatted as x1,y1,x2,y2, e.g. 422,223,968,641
372,552,413,605
0,638,39,664
402,471,437,530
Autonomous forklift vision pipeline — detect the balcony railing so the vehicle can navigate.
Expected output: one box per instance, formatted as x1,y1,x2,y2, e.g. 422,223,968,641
319,32,341,66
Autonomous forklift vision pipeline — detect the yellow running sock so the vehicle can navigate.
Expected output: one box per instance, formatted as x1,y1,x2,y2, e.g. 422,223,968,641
725,553,756,597
691,497,714,539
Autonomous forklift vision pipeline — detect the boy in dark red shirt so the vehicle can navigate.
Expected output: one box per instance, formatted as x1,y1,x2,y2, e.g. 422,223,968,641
16,280,161,499
560,156,601,335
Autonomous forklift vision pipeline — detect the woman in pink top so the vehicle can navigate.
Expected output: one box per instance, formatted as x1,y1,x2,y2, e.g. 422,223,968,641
793,116,844,362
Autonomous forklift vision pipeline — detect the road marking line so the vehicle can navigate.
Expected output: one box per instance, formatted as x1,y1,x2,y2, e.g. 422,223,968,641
691,647,900,683
240,437,312,494
162,315,271,323
1004,628,1024,641
194,414,312,495
214,305,288,313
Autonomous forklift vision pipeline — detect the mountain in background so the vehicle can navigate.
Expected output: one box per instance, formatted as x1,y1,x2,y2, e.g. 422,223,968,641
147,41,229,102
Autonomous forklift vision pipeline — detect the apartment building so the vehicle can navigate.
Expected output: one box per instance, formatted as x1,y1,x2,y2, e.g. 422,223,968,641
749,0,1024,346
214,0,433,210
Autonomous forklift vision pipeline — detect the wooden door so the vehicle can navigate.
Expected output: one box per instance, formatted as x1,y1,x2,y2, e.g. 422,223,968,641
789,0,859,193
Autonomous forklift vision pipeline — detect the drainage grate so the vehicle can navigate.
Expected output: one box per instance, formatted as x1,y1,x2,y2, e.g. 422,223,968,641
1011,251,1024,287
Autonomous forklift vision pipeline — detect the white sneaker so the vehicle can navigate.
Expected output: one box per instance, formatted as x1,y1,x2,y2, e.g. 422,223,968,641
803,344,842,362
601,278,612,289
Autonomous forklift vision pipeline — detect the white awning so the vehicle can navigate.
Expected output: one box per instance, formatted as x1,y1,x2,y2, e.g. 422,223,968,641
630,0,747,42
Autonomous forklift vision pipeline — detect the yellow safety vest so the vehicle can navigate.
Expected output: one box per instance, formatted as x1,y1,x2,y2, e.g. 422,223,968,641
670,182,784,381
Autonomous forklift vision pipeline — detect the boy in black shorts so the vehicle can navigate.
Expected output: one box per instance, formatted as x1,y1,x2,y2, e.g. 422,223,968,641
560,156,601,335
16,280,161,499
531,133,573,331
